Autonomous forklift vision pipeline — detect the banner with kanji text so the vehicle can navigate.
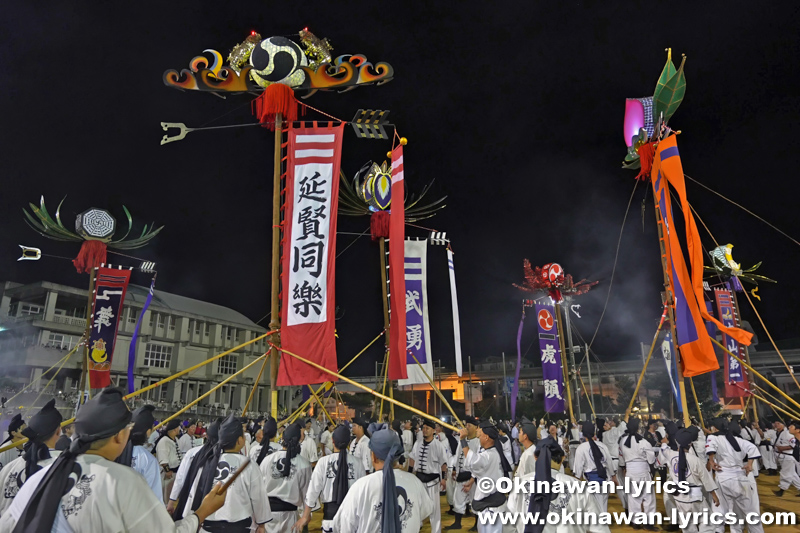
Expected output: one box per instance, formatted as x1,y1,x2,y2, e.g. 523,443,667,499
88,267,131,388
714,287,751,398
278,123,345,386
398,239,433,386
534,301,565,413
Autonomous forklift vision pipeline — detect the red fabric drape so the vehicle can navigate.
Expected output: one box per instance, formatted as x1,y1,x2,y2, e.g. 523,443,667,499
370,211,390,241
252,83,300,131
73,240,107,274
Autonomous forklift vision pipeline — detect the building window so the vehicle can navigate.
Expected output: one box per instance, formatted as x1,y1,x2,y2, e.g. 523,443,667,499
225,327,234,341
19,303,43,316
127,308,138,325
194,321,201,335
148,313,155,327
144,343,172,368
157,314,165,329
204,323,209,338
217,354,237,375
47,333,79,350
168,316,176,331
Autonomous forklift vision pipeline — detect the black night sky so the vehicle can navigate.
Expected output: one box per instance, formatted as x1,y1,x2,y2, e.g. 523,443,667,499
2,2,798,377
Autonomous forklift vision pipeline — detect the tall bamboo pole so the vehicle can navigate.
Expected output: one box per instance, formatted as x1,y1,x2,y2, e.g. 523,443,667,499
243,352,269,416
378,237,392,420
625,323,664,421
555,303,575,424
652,191,692,428
731,289,758,423
78,267,97,403
409,352,465,428
269,113,283,419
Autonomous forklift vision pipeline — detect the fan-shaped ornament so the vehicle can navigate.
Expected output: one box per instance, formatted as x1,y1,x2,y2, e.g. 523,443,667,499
249,36,308,88
514,259,598,303
76,208,116,240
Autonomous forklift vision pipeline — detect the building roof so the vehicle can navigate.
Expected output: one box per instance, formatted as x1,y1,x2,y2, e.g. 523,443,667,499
125,284,263,329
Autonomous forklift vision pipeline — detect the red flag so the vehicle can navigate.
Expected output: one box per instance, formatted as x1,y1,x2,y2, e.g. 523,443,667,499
388,146,408,380
277,123,345,386
87,267,131,388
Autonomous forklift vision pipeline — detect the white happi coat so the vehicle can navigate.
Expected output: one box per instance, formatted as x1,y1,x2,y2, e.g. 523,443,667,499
156,436,181,470
758,428,777,470
130,445,163,503
250,441,281,463
0,449,61,516
705,434,763,533
194,452,271,527
349,435,372,475
402,430,414,460
332,468,434,533
0,446,23,472
301,435,320,464
507,468,610,533
320,430,334,456
261,450,312,533
177,433,194,456
452,437,480,514
515,444,536,478
572,440,615,480
304,452,363,509
411,437,449,533
0,454,201,532
618,433,656,517
499,436,514,466
169,445,203,503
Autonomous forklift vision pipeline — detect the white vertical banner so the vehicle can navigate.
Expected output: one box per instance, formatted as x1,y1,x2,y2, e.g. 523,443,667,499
398,240,434,386
447,249,463,377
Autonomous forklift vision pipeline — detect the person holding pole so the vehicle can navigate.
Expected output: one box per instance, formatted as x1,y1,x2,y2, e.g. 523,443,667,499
772,419,800,496
618,418,657,530
409,419,449,533
446,416,479,531
261,423,312,533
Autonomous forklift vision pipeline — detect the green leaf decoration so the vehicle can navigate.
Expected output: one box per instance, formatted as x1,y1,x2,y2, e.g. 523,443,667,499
654,54,686,126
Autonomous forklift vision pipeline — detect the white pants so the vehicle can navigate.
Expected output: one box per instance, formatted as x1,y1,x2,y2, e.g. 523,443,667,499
569,445,578,473
674,499,717,533
778,455,800,490
265,511,297,533
717,473,763,533
446,471,456,506
453,480,475,514
477,503,507,533
758,446,776,470
625,469,656,520
425,483,442,533
613,458,627,510
663,488,676,518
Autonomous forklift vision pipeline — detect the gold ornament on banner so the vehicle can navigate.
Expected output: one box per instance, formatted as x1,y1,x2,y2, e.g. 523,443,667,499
299,28,333,70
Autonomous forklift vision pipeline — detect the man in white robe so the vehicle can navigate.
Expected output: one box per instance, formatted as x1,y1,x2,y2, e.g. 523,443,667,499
252,417,282,465
349,418,372,476
180,414,272,532
402,420,414,464
261,423,312,533
458,421,514,533
618,419,657,530
659,427,719,533
167,418,222,518
409,420,449,533
156,419,183,502
514,421,537,478
772,419,800,495
705,418,763,533
0,388,227,533
757,419,777,474
177,420,197,456
507,438,610,533
332,428,433,533
0,399,63,516
446,416,480,531
295,425,363,533
116,404,162,503
300,423,320,466
0,415,25,473
320,421,335,457
571,421,616,513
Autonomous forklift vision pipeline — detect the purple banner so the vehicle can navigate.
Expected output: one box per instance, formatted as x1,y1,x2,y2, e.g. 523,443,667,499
127,277,154,394
534,302,565,413
704,301,720,403
404,257,426,364
511,312,524,421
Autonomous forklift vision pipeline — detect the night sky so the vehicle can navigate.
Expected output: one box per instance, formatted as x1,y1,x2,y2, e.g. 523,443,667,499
2,3,798,377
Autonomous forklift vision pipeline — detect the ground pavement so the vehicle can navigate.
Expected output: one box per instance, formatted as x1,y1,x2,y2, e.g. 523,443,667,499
306,469,800,532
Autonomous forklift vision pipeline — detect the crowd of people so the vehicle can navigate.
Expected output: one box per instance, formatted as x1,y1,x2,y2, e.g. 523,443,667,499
0,395,792,532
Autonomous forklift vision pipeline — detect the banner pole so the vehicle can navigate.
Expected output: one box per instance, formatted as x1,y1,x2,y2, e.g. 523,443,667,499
378,237,392,420
269,112,283,419
243,352,269,416
625,317,666,421
555,303,575,424
272,343,460,432
78,267,97,403
730,288,758,423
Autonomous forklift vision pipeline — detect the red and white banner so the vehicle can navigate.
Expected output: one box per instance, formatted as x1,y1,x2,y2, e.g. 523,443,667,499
277,123,345,386
388,146,408,380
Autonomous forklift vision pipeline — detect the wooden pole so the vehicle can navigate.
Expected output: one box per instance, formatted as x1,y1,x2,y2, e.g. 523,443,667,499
269,113,283,419
243,351,269,416
688,377,705,429
555,303,575,424
378,237,392,420
626,317,666,421
308,385,335,425
78,267,96,403
272,343,460,432
653,194,692,428
409,352,465,428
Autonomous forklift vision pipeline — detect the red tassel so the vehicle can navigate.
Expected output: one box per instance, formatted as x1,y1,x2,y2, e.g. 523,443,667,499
73,240,107,274
251,84,300,131
370,211,391,241
635,142,657,181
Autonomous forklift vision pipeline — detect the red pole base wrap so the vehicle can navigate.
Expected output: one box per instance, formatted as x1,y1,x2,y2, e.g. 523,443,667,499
252,83,300,131
73,240,108,274
635,142,656,181
370,211,390,241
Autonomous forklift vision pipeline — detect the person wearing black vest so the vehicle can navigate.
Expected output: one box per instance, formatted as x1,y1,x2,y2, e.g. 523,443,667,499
409,419,449,533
